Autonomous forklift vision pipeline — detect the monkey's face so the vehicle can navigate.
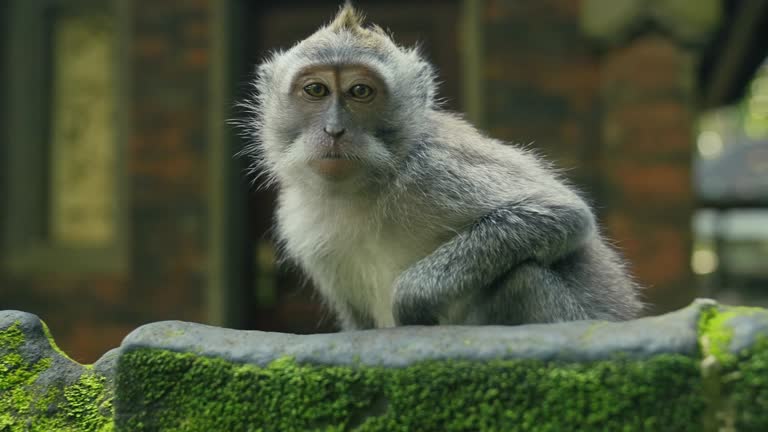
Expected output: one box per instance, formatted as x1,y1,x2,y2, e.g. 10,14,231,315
269,64,401,187
247,7,438,191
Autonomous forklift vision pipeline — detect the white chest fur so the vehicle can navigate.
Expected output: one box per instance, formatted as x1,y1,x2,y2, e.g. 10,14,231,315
276,188,442,327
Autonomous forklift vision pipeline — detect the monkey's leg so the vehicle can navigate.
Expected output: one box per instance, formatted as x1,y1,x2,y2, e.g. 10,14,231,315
392,200,595,326
465,247,640,324
467,262,591,325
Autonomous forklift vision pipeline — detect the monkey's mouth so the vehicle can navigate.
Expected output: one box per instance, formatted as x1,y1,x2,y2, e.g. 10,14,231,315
320,152,348,159
308,155,360,180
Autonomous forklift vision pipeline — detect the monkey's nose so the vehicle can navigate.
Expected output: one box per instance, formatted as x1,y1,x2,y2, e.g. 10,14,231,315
323,126,346,138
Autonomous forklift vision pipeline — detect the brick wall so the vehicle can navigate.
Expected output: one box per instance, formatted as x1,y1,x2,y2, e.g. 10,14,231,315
128,0,210,326
599,36,698,312
483,0,602,193
481,0,711,314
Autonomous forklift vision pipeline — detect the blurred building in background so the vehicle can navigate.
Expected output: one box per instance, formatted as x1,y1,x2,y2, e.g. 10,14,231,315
1,0,768,362
694,59,768,306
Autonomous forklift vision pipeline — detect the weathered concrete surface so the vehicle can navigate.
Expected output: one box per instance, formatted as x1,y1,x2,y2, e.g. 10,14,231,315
2,299,768,431
120,298,712,367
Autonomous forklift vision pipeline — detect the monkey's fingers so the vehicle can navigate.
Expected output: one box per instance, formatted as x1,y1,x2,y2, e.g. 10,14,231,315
392,289,440,326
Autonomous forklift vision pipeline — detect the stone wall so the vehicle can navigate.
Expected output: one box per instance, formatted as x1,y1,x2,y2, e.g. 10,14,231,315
2,300,767,431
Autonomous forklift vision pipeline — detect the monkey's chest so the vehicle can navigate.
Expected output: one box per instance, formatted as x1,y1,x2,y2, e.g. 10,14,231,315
276,191,449,327
282,219,435,327
322,229,433,327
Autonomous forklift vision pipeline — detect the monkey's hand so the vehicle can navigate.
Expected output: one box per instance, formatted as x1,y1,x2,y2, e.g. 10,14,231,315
392,269,441,326
392,199,596,326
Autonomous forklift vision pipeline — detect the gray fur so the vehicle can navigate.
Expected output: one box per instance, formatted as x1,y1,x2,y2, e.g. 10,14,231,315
239,4,643,329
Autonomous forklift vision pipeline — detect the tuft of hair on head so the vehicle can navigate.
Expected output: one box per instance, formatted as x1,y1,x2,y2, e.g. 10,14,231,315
326,2,390,40
329,2,365,32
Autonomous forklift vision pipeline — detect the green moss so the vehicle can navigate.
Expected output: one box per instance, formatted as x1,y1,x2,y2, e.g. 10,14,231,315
117,348,704,432
41,320,79,365
62,374,113,431
1,322,52,429
699,306,768,365
0,322,25,352
0,321,114,432
728,338,768,430
697,306,768,430
1,323,50,394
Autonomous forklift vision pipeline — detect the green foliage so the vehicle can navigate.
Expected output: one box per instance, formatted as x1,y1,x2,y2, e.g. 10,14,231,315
117,349,704,432
0,321,114,432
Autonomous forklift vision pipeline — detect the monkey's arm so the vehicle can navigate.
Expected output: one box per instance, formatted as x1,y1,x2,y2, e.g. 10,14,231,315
392,199,596,325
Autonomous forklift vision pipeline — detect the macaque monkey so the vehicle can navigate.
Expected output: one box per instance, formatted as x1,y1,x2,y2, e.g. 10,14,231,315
239,4,642,329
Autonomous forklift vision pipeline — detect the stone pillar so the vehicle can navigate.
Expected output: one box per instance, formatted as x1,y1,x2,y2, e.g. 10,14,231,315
129,0,211,322
582,0,722,313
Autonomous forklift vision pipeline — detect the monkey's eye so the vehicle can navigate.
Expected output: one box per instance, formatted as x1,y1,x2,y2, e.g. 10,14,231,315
303,83,329,98
349,84,374,100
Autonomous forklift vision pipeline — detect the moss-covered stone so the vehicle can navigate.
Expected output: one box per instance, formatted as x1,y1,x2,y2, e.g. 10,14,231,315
700,306,768,364
0,318,114,432
5,301,768,431
1,323,53,430
699,306,768,430
727,338,768,431
116,348,704,432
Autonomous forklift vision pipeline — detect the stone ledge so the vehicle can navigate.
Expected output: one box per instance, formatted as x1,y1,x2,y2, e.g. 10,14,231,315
121,299,706,367
1,299,767,431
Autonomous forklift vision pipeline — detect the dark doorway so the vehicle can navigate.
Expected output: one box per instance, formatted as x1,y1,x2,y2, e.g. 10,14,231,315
230,0,462,333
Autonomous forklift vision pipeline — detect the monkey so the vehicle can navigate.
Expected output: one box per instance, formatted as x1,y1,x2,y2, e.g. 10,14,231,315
239,4,643,330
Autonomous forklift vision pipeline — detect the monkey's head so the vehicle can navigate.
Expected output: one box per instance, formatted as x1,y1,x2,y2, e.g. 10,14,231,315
244,4,438,190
